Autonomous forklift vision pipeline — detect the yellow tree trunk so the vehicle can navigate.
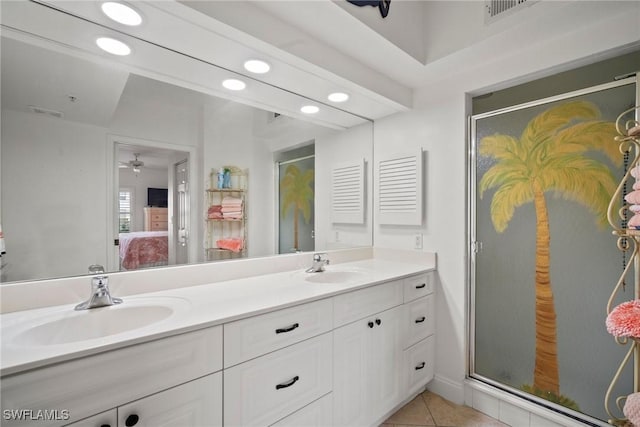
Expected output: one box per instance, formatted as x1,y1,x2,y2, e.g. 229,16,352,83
532,182,560,395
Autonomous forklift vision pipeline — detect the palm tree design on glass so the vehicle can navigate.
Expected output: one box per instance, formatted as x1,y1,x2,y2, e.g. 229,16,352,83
479,100,620,409
280,164,314,252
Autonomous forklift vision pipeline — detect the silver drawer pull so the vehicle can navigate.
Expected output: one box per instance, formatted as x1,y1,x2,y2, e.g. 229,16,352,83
275,323,299,334
276,375,300,390
415,316,426,323
415,362,426,370
415,283,426,289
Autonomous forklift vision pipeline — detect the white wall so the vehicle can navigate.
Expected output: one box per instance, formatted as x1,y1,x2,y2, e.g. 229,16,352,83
203,101,275,258
0,78,203,281
315,122,373,250
374,0,640,404
1,110,108,282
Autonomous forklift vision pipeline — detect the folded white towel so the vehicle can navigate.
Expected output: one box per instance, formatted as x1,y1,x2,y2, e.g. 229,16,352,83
222,196,242,204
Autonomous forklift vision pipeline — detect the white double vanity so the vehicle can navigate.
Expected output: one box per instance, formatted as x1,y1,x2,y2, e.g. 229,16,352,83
0,249,436,427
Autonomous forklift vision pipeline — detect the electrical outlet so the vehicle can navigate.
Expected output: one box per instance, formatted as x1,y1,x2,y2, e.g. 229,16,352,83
414,233,423,249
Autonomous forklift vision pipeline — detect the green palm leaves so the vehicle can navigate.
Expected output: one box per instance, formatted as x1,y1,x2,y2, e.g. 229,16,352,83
480,101,619,232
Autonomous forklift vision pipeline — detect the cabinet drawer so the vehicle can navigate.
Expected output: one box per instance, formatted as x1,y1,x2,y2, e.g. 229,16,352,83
403,272,435,303
405,294,435,349
404,335,435,397
334,280,403,327
1,327,222,427
224,333,332,427
150,221,167,230
224,298,332,368
64,410,116,427
270,393,332,427
118,372,222,427
150,214,168,221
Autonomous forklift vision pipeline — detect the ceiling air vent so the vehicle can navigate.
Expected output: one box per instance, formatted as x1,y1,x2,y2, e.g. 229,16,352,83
28,105,64,119
485,0,534,23
267,111,281,123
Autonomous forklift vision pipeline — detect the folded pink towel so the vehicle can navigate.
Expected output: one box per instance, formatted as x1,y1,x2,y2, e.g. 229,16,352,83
208,205,223,219
221,207,243,213
217,238,244,253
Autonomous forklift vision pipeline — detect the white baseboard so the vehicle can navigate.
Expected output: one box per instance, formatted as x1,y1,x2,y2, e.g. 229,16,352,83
426,374,465,405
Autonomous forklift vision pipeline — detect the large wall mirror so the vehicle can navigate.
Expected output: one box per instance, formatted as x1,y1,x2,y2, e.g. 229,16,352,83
0,1,373,284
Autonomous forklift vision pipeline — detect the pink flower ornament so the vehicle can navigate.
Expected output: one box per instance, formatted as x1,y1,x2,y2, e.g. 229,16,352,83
625,392,640,426
606,300,640,339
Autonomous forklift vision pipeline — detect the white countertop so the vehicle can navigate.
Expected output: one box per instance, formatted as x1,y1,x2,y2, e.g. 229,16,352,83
0,257,435,376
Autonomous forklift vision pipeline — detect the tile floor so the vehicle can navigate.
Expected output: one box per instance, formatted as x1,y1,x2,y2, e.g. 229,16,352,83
383,390,509,427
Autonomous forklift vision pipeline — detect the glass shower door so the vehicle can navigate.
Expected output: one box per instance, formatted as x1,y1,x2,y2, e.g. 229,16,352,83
470,79,637,424
278,155,315,254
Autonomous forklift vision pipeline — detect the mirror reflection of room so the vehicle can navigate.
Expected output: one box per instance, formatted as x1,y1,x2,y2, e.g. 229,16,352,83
0,35,373,283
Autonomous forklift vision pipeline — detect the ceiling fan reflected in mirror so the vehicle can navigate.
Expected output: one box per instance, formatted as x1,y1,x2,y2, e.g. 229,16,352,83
119,153,144,174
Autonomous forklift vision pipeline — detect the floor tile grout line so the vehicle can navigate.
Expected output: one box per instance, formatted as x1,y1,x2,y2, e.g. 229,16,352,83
420,391,438,427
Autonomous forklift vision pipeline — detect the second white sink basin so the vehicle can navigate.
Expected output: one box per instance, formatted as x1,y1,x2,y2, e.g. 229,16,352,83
11,297,189,347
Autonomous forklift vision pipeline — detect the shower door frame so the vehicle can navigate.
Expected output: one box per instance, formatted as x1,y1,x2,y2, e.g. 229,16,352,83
467,76,638,426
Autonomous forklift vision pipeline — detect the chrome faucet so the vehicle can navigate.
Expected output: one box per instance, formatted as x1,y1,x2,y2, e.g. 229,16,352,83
75,265,122,310
306,253,330,273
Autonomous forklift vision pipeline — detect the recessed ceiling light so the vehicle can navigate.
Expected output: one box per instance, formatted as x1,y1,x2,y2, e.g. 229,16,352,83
328,92,349,103
101,2,142,26
222,79,247,91
96,37,131,56
244,59,271,74
301,105,319,114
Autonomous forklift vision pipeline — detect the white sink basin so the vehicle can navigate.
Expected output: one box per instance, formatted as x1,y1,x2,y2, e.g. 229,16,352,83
11,297,189,347
303,269,365,284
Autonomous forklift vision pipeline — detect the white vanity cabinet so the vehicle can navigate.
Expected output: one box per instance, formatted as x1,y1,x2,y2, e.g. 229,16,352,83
2,267,437,427
1,327,222,427
332,280,406,427
224,333,333,427
65,374,222,427
222,297,334,426
64,410,117,427
116,373,222,427
402,272,436,397
270,393,333,427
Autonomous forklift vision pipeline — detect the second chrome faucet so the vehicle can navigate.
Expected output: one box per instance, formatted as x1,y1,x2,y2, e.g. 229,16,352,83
306,253,330,273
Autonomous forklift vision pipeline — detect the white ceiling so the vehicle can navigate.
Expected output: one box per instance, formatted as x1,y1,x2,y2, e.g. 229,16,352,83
0,37,129,127
180,0,640,97
3,0,638,127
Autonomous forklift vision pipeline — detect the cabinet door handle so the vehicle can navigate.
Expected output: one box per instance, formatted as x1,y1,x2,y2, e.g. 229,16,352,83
415,316,426,323
368,321,375,328
100,425,111,427
416,283,426,289
125,414,139,427
276,375,300,390
375,318,382,326
275,323,299,334
415,362,426,370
